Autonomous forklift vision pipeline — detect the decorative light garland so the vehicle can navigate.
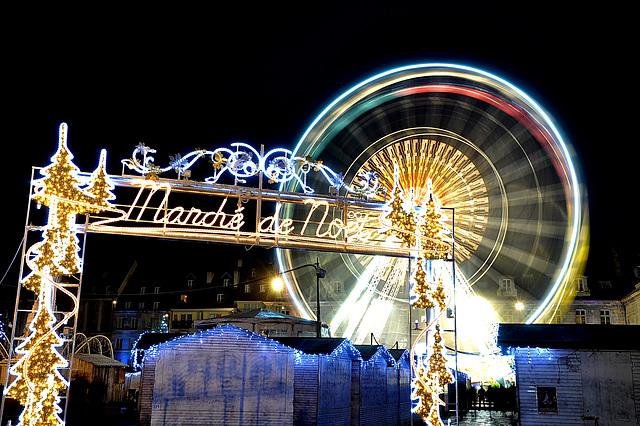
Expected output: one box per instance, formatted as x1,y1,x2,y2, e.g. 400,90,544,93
6,123,115,426
11,123,452,425
122,142,383,198
381,165,454,425
412,325,453,425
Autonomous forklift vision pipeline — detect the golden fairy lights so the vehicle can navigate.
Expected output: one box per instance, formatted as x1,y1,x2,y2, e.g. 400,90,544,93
381,167,451,309
412,325,453,425
382,166,453,425
6,123,115,426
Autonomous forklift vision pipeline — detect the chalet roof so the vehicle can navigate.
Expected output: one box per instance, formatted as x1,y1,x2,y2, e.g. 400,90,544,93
388,348,410,363
271,337,360,359
134,332,183,350
354,345,383,360
354,345,396,366
74,353,127,368
146,324,297,355
497,323,640,351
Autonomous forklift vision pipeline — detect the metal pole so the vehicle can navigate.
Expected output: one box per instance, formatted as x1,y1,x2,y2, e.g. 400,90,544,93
1,167,36,420
316,258,321,338
63,213,90,424
450,207,459,426
408,255,413,426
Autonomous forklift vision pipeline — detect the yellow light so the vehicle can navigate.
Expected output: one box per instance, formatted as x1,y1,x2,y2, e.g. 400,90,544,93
515,301,524,311
8,123,116,426
272,277,285,292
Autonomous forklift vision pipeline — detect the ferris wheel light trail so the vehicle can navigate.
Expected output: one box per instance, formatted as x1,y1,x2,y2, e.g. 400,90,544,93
278,63,584,327
329,256,384,334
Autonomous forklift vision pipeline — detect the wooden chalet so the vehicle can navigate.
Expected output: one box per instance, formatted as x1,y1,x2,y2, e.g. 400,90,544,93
498,324,640,425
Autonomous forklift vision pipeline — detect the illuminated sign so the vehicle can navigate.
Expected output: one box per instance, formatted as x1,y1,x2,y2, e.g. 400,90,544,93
87,177,397,256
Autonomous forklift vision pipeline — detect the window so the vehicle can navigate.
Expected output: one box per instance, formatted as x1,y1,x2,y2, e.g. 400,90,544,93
216,294,224,302
154,286,161,294
140,287,146,294
599,281,612,289
244,284,250,293
124,302,131,309
180,294,188,303
502,279,513,291
153,301,160,310
138,302,145,310
332,280,344,293
576,308,586,324
499,278,516,296
187,279,194,288
522,274,534,287
130,317,138,329
105,286,111,294
251,269,256,278
116,317,123,329
244,303,259,311
223,278,230,287
259,284,265,292
576,278,587,292
600,309,611,324
114,338,123,350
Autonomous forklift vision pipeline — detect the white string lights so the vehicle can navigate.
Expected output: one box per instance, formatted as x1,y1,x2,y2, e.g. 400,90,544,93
5,123,115,426
379,166,454,426
9,122,453,425
122,141,382,197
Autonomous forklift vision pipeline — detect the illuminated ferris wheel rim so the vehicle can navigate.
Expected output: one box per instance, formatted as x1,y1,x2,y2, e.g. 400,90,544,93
277,63,585,325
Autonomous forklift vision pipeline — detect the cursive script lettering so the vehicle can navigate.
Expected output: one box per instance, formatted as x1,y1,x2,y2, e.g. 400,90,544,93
90,181,375,243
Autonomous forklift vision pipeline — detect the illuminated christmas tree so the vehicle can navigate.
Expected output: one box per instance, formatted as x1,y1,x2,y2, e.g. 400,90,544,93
419,182,450,260
32,123,91,215
8,123,116,426
84,149,116,213
384,182,417,247
413,324,453,425
379,164,419,248
427,325,453,387
6,286,68,426
430,276,448,312
411,363,436,421
411,257,435,309
31,123,92,278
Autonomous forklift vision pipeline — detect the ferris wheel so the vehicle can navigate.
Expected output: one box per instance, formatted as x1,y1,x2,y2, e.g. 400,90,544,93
276,64,587,354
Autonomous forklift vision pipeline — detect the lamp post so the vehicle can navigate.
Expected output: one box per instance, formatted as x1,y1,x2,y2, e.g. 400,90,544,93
276,260,326,337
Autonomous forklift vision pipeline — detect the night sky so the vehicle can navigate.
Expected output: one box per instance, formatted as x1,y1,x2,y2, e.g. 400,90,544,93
3,5,638,307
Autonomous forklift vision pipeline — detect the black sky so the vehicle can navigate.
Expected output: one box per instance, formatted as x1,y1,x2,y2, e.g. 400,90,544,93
3,5,638,302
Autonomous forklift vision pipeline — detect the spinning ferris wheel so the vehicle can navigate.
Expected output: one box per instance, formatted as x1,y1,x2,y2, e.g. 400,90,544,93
276,64,587,356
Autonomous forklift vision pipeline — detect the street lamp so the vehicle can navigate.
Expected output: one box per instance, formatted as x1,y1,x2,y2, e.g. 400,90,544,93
271,277,285,292
276,259,326,337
